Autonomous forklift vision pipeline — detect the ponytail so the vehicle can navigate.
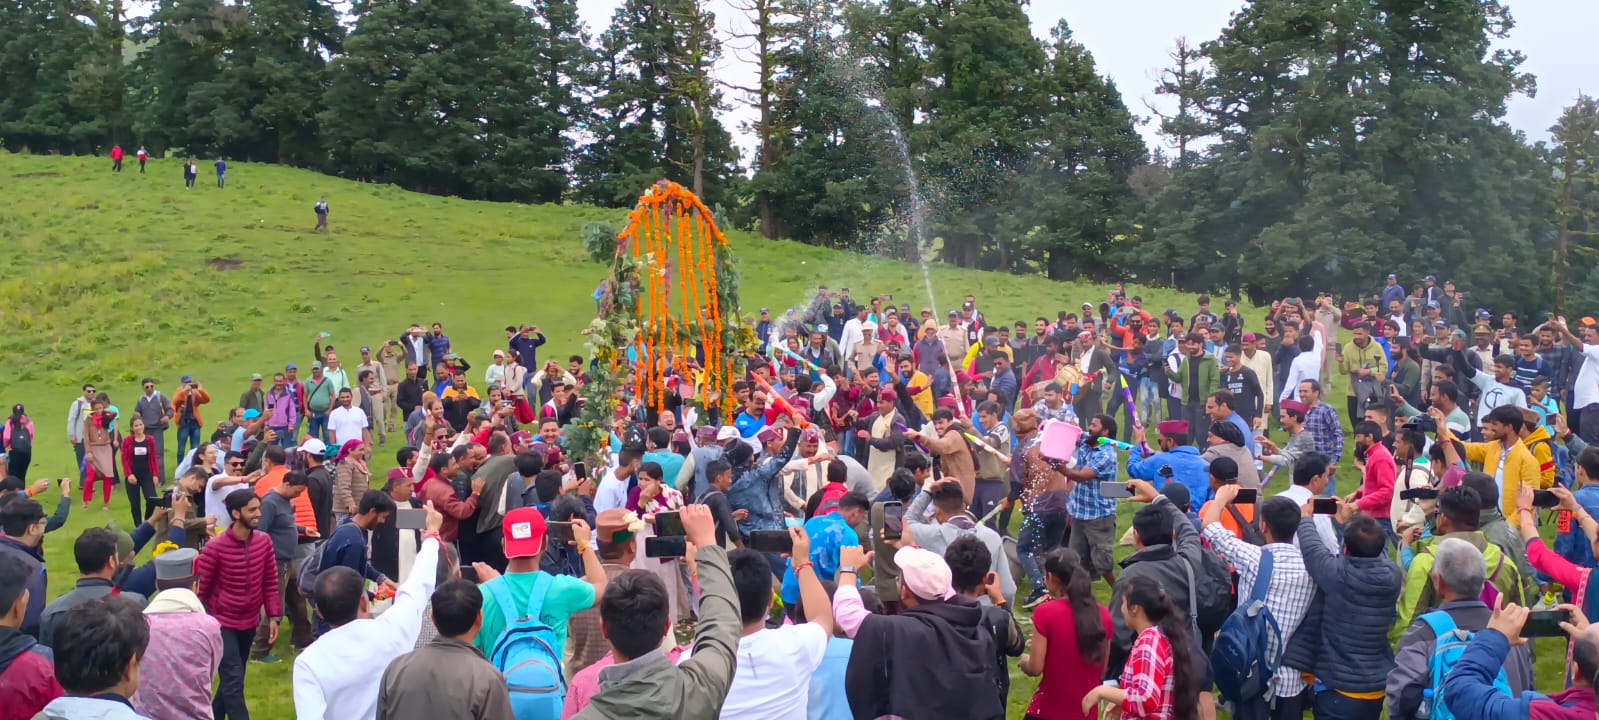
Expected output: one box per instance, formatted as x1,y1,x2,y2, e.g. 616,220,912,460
1122,576,1200,720
1043,548,1107,665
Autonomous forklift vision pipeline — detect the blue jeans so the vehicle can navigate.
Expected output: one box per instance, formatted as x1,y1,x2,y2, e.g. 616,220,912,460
1312,687,1382,720
839,430,856,459
307,412,329,443
73,442,85,481
270,427,294,449
1018,511,1067,594
175,423,201,466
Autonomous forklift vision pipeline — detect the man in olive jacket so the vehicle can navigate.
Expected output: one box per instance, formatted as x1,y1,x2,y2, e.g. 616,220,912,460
1166,332,1221,445
574,505,737,719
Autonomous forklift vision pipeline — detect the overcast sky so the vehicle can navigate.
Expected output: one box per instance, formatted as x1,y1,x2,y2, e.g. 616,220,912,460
574,0,1598,159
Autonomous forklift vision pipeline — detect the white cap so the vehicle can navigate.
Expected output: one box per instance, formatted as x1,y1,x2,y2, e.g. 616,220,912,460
299,438,328,456
715,426,740,442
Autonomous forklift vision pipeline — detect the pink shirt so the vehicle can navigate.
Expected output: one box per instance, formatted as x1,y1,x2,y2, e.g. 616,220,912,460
133,597,223,720
561,646,688,719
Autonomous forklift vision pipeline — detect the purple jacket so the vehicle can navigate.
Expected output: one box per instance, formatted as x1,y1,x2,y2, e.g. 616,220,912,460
265,385,300,429
133,591,223,720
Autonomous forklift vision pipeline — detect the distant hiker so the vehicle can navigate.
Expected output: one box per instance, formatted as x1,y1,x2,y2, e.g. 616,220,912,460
110,146,123,173
215,157,226,188
184,160,197,189
314,198,329,233
137,146,148,173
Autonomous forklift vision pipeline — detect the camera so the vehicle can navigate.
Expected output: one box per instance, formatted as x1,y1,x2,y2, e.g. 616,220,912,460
1403,415,1437,433
1398,487,1439,501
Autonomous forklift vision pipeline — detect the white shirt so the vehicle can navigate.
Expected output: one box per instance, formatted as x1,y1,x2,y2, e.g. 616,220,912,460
839,318,866,363
1276,485,1339,554
1277,327,1326,403
1464,368,1527,425
204,473,253,530
719,622,829,720
327,406,368,445
292,537,440,720
1389,314,1408,337
593,471,630,513
1576,343,1599,410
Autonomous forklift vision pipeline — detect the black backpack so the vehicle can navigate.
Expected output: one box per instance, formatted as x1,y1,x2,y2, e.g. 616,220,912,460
8,421,31,453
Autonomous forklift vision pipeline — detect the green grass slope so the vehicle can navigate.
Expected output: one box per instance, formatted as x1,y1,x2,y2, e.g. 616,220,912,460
0,151,1567,718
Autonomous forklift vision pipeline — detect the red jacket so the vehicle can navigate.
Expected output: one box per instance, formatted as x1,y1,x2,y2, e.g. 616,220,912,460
417,473,479,543
120,435,159,479
195,528,280,631
0,627,62,720
110,147,123,161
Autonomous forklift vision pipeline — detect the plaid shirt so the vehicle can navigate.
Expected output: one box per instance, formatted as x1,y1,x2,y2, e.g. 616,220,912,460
1304,401,1345,465
1066,442,1118,520
1121,626,1176,720
1031,399,1077,425
1201,524,1316,697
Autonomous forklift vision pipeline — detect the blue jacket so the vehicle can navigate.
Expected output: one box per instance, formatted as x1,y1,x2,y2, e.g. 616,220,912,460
1127,445,1212,508
1441,628,1591,720
508,333,546,372
0,535,45,639
323,518,383,582
729,429,800,535
425,333,451,369
1554,484,1599,570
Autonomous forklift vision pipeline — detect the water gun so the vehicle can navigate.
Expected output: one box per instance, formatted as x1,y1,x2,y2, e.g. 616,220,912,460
894,422,930,454
964,432,1011,462
778,345,824,375
1096,437,1137,452
1114,371,1152,456
749,372,811,429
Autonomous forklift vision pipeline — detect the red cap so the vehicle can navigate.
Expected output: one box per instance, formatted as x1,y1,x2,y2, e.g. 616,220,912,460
502,507,549,559
1156,420,1189,436
1280,400,1309,415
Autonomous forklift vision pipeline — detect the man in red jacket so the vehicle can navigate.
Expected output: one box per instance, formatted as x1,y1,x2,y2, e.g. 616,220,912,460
109,145,123,172
195,490,279,720
0,552,61,720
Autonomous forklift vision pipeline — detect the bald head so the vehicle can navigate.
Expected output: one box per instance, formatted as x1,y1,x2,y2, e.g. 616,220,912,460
1577,626,1599,687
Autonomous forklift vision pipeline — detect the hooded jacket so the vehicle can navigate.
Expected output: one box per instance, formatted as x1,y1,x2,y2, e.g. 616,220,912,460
844,596,1002,720
572,547,738,720
1442,628,1595,720
0,536,45,639
0,626,60,720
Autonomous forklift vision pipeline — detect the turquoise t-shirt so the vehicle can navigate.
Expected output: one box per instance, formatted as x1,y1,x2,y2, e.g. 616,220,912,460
643,450,685,488
473,571,596,656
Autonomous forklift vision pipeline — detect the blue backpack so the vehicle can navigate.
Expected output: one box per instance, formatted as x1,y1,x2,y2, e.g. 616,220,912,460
485,574,566,719
1421,611,1511,720
1210,551,1281,703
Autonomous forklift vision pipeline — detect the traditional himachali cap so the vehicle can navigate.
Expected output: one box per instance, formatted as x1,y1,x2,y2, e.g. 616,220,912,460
1077,330,1093,341
152,547,199,588
671,430,691,445
935,396,958,410
800,427,822,443
756,427,781,444
386,467,410,483
510,430,533,446
103,523,134,559
894,547,954,601
879,388,898,401
1280,399,1309,415
1242,333,1257,343
1157,420,1189,436
695,425,719,442
596,509,644,544
503,507,548,558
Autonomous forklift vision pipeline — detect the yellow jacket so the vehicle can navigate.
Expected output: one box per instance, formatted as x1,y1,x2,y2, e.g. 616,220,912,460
1462,439,1542,519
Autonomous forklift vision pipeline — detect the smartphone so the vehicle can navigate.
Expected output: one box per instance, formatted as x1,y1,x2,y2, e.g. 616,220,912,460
1312,498,1339,515
1532,490,1562,509
644,535,687,558
547,521,576,544
1098,481,1134,499
147,491,173,508
881,501,905,540
1521,608,1572,638
396,508,427,530
1234,489,1259,504
573,462,588,481
654,511,685,537
459,565,480,584
749,530,793,554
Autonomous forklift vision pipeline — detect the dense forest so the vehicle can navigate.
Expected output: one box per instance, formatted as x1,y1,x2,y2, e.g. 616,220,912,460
1,0,1595,312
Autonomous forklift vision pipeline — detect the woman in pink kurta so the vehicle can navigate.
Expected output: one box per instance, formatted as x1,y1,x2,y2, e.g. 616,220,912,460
133,585,224,720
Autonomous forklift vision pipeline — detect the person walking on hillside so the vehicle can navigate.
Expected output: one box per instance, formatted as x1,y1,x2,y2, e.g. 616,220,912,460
214,156,226,188
137,146,148,173
110,145,123,172
184,159,197,189
313,197,329,233
4,404,34,482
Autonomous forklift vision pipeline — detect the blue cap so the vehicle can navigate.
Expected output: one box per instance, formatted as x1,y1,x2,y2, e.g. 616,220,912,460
180,375,193,383
242,409,262,420
285,363,297,371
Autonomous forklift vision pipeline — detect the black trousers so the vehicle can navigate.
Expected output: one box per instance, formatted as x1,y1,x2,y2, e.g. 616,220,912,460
6,448,29,482
214,626,255,720
124,472,157,528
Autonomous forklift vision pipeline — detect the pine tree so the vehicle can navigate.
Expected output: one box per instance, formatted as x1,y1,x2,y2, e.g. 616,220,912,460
0,0,126,152
1550,95,1599,314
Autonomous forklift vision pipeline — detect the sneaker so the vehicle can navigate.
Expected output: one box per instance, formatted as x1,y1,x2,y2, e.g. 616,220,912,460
1023,591,1049,610
253,655,281,664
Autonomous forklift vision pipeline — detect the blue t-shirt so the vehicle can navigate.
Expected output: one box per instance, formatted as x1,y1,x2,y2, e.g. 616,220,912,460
779,512,860,605
643,450,685,489
735,411,764,438
807,637,854,720
214,160,226,174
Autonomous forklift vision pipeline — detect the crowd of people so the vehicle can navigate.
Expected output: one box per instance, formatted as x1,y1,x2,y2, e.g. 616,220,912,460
2,274,1599,720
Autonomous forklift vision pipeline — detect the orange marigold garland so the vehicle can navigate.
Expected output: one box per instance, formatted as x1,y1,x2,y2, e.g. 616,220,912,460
569,181,747,463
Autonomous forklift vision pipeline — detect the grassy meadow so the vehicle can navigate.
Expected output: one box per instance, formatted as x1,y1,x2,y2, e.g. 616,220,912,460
0,150,1568,718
